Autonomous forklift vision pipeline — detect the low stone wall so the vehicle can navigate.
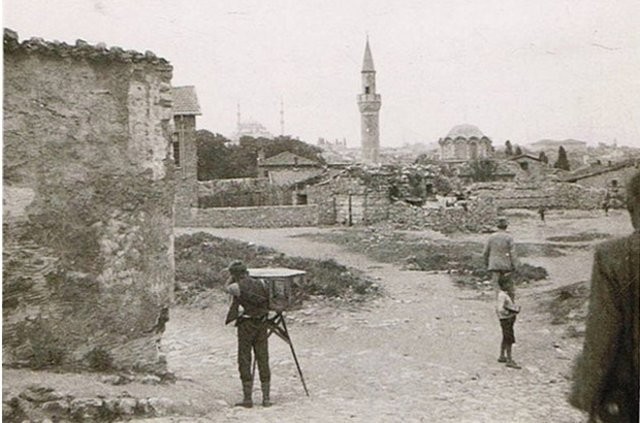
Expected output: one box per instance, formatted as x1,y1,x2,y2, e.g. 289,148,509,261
178,205,319,228
197,178,291,208
387,197,498,233
471,182,607,210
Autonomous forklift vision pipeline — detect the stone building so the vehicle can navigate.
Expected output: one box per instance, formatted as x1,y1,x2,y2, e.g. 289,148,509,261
3,30,175,372
171,86,201,224
357,38,382,164
438,124,492,162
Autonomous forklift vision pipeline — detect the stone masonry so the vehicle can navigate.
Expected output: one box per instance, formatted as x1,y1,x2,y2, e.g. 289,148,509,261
3,30,175,372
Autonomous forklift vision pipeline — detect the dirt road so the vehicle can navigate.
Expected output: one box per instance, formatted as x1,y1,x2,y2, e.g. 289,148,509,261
162,216,606,422
7,210,627,421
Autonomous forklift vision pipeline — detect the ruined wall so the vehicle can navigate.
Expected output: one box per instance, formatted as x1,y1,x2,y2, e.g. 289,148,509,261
573,166,638,191
307,176,392,225
386,197,498,233
471,182,608,210
196,178,292,209
3,31,174,372
181,205,319,228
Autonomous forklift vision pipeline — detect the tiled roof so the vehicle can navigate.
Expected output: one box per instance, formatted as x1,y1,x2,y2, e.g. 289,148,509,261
172,86,201,116
260,151,319,167
268,169,325,187
3,28,171,67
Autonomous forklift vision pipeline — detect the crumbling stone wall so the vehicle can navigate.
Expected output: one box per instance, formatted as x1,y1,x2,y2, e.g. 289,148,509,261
182,205,319,228
386,197,498,232
470,182,608,210
307,176,392,225
3,30,174,372
196,178,292,209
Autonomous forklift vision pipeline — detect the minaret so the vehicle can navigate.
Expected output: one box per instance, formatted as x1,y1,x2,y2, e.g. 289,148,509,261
357,37,381,163
280,97,285,136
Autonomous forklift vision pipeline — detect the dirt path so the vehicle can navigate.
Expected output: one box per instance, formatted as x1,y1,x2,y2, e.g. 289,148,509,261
159,225,588,422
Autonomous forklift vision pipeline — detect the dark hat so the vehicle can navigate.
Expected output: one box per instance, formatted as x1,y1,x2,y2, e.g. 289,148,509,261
227,260,247,274
497,217,508,229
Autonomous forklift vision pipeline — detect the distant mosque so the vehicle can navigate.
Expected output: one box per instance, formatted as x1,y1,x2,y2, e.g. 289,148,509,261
231,104,274,143
357,38,382,164
437,124,493,162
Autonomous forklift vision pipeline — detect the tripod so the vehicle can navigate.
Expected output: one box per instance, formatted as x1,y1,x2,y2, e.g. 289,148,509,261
252,312,309,396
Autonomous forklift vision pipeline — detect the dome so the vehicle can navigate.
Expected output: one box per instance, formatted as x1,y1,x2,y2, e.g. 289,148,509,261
446,124,485,139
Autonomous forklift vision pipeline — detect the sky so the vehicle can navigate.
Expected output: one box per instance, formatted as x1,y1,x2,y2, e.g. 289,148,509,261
4,0,640,148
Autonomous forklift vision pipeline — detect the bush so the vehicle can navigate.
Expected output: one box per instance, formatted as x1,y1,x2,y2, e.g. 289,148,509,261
86,347,114,372
174,233,380,305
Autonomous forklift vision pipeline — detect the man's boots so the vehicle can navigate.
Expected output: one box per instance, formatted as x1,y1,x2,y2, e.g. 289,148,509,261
261,382,272,407
235,381,253,408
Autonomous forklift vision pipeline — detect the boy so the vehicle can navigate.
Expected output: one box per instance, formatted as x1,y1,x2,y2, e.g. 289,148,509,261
496,274,521,369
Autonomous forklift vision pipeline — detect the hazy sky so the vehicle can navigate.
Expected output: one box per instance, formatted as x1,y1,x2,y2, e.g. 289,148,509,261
4,0,640,148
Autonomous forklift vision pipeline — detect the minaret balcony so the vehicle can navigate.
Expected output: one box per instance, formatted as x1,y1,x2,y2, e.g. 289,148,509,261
357,94,381,112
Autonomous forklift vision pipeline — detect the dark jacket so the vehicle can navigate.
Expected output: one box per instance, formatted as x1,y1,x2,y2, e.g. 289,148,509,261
569,233,639,422
225,275,270,324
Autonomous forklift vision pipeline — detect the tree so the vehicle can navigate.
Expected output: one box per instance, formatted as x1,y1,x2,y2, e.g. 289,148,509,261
196,130,233,180
505,140,513,156
553,146,571,171
514,146,523,156
538,151,549,164
196,132,326,180
469,159,498,182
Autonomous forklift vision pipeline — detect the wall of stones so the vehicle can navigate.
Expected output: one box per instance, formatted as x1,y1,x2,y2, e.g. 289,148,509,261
3,31,174,372
470,182,608,210
306,176,391,225
573,166,638,191
386,197,498,233
180,205,319,228
196,178,292,209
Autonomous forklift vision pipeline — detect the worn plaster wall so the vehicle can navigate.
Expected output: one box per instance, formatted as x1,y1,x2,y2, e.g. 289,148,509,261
3,31,174,371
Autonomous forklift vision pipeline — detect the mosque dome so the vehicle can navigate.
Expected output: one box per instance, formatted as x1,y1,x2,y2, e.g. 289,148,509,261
445,124,485,139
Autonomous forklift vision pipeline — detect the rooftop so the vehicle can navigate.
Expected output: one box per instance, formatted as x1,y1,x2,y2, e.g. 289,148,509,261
3,28,171,68
172,86,201,116
260,151,320,167
445,124,487,140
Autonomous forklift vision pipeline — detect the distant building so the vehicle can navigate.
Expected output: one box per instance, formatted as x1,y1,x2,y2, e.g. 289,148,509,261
231,104,273,143
357,38,382,164
172,86,201,212
257,151,323,185
172,86,201,176
438,124,492,163
528,139,587,153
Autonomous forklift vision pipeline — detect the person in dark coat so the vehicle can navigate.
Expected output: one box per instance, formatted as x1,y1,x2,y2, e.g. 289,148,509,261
225,260,273,408
569,171,640,422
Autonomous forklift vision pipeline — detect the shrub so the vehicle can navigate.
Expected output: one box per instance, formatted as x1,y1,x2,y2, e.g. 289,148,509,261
86,347,114,372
